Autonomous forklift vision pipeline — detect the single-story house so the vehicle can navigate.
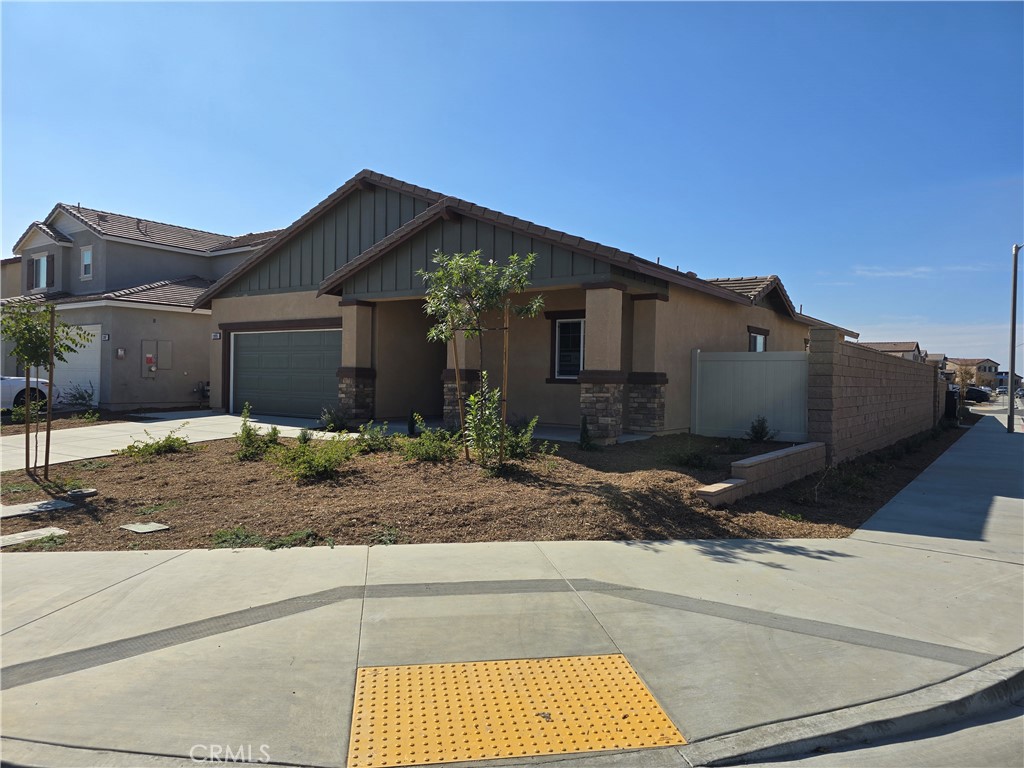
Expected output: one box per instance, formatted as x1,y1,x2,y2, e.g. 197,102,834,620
3,203,279,410
195,169,856,440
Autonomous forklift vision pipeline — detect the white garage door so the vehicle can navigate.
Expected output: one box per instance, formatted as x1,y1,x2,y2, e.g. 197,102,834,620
53,324,101,406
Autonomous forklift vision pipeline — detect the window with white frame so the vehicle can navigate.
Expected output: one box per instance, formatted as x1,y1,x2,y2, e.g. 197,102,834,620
748,325,769,352
555,318,585,379
81,246,93,279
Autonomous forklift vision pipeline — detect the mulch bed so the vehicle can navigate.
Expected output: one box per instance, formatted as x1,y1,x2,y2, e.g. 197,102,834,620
0,415,979,552
0,409,128,436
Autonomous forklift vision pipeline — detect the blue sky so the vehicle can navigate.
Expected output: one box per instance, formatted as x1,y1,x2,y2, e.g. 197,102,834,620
3,2,1022,368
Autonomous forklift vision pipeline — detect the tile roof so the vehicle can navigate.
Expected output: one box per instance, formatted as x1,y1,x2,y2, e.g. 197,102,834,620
947,357,999,367
10,221,74,253
208,230,284,252
858,341,921,353
794,312,859,339
55,204,233,252
0,277,212,309
705,275,797,317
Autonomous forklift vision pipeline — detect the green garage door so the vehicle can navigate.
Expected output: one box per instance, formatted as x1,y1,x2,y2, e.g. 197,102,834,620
233,330,342,417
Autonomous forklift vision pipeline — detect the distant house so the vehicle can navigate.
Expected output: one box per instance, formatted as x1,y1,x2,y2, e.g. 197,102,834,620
2,203,279,410
193,168,857,441
995,370,1022,390
946,357,1000,388
857,341,923,363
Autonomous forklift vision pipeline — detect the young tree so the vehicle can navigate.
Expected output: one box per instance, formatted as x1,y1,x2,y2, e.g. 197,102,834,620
420,249,544,464
1,303,94,476
954,364,976,419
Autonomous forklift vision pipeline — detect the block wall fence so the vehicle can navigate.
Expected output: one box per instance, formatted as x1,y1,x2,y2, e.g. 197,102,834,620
808,328,942,464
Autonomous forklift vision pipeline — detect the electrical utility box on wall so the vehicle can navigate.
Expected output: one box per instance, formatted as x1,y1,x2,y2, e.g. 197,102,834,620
141,340,173,378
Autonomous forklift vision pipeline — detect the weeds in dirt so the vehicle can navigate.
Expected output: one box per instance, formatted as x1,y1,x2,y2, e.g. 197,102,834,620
139,501,179,516
778,510,804,522
115,425,191,459
79,459,110,470
265,530,320,550
10,533,67,552
211,526,323,549
371,525,402,546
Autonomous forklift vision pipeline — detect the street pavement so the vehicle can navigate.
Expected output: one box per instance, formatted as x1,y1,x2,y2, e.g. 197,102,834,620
0,413,1021,767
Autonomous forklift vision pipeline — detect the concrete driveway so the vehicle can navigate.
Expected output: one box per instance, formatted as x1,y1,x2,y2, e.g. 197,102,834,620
1,415,1021,767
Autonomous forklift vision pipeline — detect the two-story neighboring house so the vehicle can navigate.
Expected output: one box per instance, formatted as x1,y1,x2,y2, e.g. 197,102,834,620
2,203,278,410
946,357,1000,388
856,341,924,363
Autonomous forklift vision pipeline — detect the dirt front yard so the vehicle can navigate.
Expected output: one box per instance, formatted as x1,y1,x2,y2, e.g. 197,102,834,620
0,415,977,552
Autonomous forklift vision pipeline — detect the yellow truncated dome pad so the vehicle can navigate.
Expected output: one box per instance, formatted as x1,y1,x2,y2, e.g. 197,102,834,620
347,654,685,768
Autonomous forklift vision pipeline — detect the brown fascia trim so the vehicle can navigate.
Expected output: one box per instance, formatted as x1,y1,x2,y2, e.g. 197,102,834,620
544,309,586,321
441,368,481,383
337,366,376,380
583,281,627,292
197,170,446,309
631,292,668,302
338,298,374,308
628,372,668,385
795,313,859,340
624,259,751,306
747,325,771,336
219,318,343,333
578,369,628,384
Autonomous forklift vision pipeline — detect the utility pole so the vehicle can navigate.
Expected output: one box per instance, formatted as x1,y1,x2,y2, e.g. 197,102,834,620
1010,243,1020,433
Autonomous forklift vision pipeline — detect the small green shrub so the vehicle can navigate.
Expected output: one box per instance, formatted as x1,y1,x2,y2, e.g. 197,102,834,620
41,477,85,494
671,450,716,470
234,402,279,461
407,409,418,437
401,415,459,462
62,381,96,410
273,435,358,481
75,409,101,423
212,526,267,548
319,405,347,433
504,416,541,460
465,373,504,468
778,510,804,522
746,415,778,443
8,402,43,424
355,421,394,453
297,427,312,445
114,425,191,459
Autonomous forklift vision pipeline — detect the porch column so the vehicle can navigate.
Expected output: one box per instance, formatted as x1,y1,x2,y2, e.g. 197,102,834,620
442,333,482,428
338,300,375,422
579,285,626,444
628,294,669,432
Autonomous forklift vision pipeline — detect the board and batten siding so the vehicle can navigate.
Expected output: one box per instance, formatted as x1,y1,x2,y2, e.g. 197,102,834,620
343,217,613,299
218,187,431,297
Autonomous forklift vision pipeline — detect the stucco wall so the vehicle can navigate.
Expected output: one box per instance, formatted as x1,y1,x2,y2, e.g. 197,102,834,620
374,300,446,419
656,286,810,432
208,291,343,410
104,240,213,289
56,305,212,410
808,328,940,464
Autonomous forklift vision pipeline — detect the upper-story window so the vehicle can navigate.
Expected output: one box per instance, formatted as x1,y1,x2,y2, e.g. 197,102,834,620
81,246,93,280
27,254,53,290
748,325,769,352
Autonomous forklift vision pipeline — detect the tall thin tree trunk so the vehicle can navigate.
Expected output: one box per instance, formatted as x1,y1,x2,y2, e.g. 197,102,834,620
451,327,470,461
44,306,56,480
33,366,41,472
24,365,30,473
499,303,510,465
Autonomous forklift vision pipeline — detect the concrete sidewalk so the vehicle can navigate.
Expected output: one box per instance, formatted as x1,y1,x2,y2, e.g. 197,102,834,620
1,415,1021,767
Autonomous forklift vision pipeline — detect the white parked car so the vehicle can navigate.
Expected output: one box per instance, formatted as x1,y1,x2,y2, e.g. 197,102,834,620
1,376,57,409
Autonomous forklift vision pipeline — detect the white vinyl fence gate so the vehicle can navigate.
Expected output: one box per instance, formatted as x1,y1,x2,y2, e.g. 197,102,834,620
690,350,808,442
